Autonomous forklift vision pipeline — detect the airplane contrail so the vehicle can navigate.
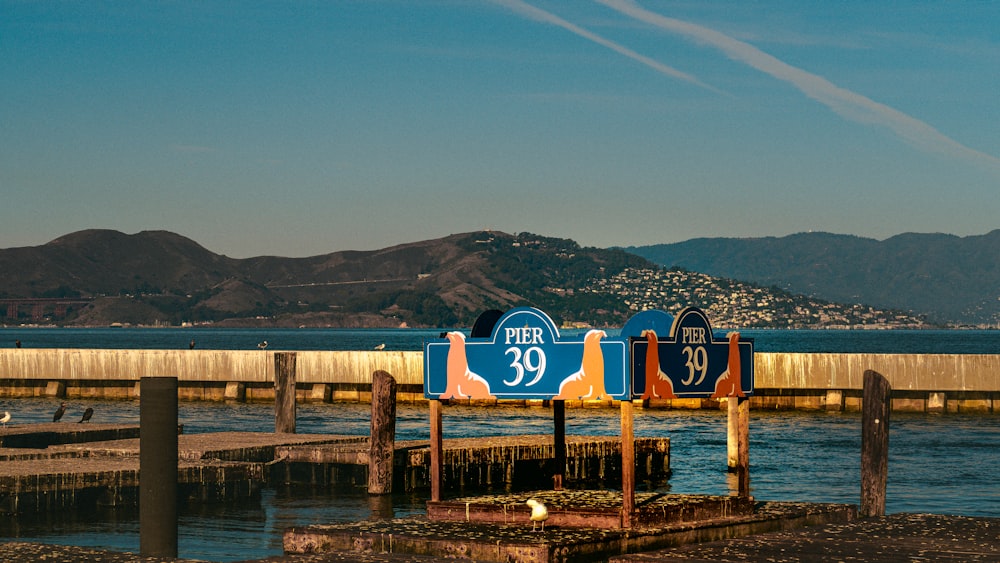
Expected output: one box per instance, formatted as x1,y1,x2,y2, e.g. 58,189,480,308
598,0,1000,169
490,0,723,95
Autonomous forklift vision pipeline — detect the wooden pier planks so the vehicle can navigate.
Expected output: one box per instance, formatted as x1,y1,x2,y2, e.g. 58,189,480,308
276,434,671,492
0,428,366,514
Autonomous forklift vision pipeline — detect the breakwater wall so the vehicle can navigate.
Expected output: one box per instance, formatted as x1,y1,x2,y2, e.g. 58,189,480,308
0,349,997,413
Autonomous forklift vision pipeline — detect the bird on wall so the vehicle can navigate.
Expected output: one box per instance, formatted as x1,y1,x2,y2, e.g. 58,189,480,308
373,343,386,351
53,402,67,422
79,407,94,423
526,499,549,532
258,341,268,350
14,340,21,348
0,411,10,427
189,339,196,349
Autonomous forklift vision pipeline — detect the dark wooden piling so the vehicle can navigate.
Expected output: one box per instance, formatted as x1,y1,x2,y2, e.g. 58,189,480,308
139,376,178,558
367,370,397,495
726,398,738,472
737,397,750,497
429,399,443,502
861,369,890,517
553,399,566,490
621,400,635,528
274,352,296,434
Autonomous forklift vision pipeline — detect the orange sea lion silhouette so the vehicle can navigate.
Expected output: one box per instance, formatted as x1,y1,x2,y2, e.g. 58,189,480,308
709,331,746,399
440,331,494,400
554,329,607,400
640,329,676,400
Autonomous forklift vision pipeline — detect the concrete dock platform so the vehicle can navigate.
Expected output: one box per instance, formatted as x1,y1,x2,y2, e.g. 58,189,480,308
6,511,996,562
283,499,858,562
610,512,1000,562
427,490,753,529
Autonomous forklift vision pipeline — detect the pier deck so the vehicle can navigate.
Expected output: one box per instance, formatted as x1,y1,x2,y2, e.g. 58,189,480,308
610,512,1000,562
426,489,752,529
277,434,671,491
6,511,993,562
283,498,858,562
0,427,364,514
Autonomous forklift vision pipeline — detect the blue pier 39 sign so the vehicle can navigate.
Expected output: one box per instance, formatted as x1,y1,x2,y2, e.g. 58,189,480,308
424,307,629,400
631,307,754,399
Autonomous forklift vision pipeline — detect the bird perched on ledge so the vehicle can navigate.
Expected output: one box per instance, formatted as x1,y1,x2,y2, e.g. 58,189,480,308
79,407,93,423
526,498,548,532
53,402,67,422
0,411,10,427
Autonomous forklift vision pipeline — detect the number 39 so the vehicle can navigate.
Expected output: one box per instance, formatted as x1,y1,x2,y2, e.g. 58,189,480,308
681,345,708,385
504,346,547,387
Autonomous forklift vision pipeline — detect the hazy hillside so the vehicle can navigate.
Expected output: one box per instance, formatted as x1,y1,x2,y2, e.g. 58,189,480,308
627,230,1000,326
0,229,942,328
0,230,647,328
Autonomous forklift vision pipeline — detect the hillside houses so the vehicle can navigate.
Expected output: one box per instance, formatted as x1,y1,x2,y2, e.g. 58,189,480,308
586,267,929,329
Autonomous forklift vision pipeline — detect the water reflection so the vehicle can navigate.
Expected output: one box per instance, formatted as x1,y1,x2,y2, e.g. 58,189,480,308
0,398,997,561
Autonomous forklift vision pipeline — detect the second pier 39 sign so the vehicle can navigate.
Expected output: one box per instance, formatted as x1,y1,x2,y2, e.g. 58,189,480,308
631,307,754,399
424,307,629,400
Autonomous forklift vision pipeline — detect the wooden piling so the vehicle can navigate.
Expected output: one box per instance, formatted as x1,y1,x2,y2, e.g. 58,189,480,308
429,399,443,502
737,396,750,497
726,398,738,472
861,369,890,517
139,377,178,558
553,399,566,490
368,370,397,495
621,399,635,528
274,352,296,434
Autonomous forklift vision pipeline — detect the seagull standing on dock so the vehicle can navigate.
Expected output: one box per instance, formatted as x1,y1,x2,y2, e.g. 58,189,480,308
0,411,10,428
526,499,549,532
79,407,93,423
53,402,67,422
373,343,386,351
258,340,268,350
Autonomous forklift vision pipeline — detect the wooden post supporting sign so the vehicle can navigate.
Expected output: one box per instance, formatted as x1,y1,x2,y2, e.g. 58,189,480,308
737,396,750,497
727,398,739,472
429,399,443,502
621,399,635,528
553,399,566,490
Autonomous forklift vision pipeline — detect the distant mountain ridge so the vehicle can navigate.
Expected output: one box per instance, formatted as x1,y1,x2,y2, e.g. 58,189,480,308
627,230,1000,326
0,228,977,327
0,229,649,327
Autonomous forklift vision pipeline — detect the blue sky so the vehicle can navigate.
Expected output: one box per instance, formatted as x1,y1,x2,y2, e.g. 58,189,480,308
2,1,998,258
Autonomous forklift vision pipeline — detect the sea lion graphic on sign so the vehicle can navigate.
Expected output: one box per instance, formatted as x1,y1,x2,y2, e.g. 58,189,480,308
439,331,495,400
553,329,607,400
639,329,677,400
709,331,746,399
424,307,629,400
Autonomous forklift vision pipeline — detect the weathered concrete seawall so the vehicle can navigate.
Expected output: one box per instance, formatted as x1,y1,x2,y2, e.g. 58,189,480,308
0,349,997,412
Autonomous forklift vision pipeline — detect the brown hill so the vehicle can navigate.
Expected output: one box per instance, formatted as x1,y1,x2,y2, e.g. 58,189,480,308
0,230,644,327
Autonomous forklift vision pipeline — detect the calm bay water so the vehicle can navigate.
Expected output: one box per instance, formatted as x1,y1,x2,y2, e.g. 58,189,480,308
0,327,997,561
